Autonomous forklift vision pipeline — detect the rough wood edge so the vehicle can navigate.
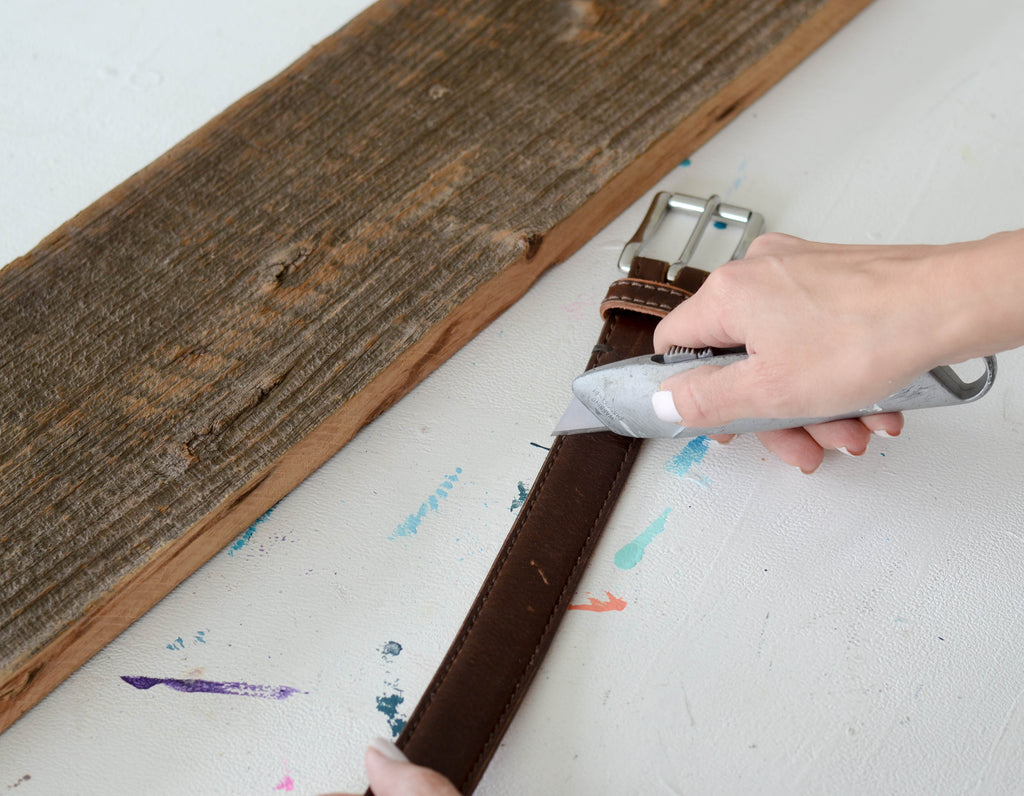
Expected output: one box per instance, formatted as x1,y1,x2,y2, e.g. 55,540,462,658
0,0,873,733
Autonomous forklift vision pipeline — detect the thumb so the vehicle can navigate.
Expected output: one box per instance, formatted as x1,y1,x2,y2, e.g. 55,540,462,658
363,738,460,796
654,361,773,429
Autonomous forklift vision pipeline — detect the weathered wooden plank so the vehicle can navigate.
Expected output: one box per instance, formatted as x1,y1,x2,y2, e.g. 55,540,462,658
0,0,871,732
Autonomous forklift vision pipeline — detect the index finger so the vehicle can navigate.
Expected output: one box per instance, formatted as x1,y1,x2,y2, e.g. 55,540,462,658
653,279,746,354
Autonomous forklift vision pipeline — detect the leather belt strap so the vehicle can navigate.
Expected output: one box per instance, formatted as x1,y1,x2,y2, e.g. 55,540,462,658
378,193,761,793
385,254,701,794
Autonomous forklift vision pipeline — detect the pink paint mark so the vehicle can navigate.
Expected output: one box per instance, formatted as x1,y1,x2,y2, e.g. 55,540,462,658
568,591,627,612
274,775,295,791
562,293,588,321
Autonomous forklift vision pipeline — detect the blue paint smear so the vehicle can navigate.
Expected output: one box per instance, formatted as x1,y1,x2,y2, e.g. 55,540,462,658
680,157,692,167
380,641,402,658
376,690,407,737
226,505,276,556
509,481,529,513
713,220,728,230
166,630,207,651
391,469,462,538
614,508,672,570
729,159,747,194
664,436,709,477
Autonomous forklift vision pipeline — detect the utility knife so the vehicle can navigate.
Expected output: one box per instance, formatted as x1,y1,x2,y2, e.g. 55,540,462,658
552,346,998,439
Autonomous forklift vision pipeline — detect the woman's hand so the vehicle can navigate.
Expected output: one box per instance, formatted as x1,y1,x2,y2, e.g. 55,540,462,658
332,738,459,796
649,231,1000,472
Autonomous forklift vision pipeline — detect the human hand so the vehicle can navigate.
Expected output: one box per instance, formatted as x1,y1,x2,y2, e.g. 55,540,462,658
650,232,965,471
331,737,459,796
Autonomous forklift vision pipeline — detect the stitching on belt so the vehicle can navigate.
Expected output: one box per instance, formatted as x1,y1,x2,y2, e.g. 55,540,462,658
602,294,677,313
607,279,690,297
466,437,638,788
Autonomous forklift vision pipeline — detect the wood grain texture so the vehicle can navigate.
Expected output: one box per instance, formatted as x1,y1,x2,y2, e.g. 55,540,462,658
0,0,871,732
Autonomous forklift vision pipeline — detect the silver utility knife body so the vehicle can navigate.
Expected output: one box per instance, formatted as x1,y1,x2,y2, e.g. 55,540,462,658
554,346,997,439
552,191,998,439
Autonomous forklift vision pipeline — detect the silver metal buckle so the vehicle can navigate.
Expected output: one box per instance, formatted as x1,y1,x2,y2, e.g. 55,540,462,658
618,192,765,278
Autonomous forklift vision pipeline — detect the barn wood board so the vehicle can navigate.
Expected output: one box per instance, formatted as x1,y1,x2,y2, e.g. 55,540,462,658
0,0,872,732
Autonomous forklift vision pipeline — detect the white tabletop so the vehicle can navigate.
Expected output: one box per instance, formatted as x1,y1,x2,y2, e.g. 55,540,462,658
3,1,1024,793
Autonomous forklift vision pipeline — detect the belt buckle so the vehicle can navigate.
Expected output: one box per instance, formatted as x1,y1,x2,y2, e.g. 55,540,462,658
617,191,765,279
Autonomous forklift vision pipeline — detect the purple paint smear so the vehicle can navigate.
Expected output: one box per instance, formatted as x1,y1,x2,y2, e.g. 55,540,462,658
121,676,303,699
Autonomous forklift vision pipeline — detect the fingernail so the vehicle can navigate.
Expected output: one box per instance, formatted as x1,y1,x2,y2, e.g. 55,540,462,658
368,736,409,763
837,447,854,457
652,391,683,424
873,429,897,438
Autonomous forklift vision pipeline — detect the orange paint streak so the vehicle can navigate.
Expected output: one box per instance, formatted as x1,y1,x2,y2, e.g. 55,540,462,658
568,591,627,612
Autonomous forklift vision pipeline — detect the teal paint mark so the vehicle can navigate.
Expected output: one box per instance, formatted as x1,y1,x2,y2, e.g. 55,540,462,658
509,481,529,513
614,508,672,570
713,220,728,230
165,630,209,651
227,505,276,556
665,436,709,477
376,688,407,737
379,640,402,659
680,157,692,167
391,469,462,538
728,159,747,194
228,525,259,555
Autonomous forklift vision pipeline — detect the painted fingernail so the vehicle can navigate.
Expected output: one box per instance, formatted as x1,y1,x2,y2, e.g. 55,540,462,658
873,429,897,438
652,391,683,424
369,736,409,763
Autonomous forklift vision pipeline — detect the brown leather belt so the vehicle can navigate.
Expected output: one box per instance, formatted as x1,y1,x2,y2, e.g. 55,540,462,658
384,194,763,793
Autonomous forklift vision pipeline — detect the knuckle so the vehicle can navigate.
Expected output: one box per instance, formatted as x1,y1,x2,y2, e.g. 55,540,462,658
702,262,743,299
743,231,801,259
743,232,782,259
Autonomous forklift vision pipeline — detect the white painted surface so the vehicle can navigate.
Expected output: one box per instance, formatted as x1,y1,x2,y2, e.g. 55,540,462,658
2,1,1024,793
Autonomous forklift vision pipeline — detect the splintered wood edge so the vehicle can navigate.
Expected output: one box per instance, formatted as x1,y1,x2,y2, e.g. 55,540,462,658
0,0,873,733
